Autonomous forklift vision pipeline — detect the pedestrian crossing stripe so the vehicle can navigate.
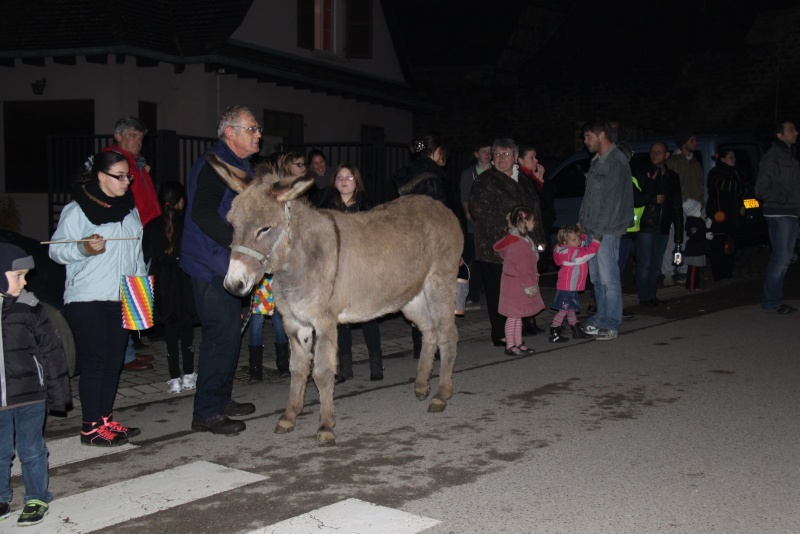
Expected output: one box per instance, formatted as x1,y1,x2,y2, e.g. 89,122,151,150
16,461,266,533
251,498,440,534
11,436,137,477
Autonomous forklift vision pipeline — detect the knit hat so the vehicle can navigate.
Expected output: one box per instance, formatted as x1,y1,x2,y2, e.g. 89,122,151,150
0,244,34,294
682,198,703,218
674,130,694,150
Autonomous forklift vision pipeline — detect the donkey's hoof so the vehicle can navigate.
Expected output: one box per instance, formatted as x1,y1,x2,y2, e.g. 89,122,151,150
427,397,447,413
415,384,431,401
317,429,336,446
275,418,295,434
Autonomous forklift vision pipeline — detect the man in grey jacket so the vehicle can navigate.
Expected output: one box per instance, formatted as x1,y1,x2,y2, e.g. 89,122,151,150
755,120,800,314
578,120,633,340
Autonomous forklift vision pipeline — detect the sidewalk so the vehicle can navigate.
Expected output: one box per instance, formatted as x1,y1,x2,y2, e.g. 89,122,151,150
65,245,774,419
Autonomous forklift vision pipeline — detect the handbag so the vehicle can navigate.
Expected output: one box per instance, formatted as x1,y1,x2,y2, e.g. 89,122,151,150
120,275,155,330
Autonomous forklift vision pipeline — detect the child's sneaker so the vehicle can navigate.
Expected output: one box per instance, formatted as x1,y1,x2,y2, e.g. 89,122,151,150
181,372,198,390
0,502,10,520
17,500,48,526
166,378,182,394
81,421,128,447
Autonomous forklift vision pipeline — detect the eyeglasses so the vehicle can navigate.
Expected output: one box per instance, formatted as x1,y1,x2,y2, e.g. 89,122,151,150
102,171,134,182
335,175,355,182
650,150,666,155
293,161,307,167
493,151,515,159
231,125,263,134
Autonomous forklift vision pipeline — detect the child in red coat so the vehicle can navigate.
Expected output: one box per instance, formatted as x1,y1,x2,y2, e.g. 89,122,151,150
493,206,545,356
550,224,600,342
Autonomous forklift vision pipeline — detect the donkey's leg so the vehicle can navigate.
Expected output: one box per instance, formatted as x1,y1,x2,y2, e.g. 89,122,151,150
425,276,459,413
402,294,437,401
310,318,338,446
275,326,313,434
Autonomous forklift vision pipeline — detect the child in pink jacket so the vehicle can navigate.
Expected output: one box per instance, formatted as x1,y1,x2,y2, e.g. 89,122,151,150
493,205,545,356
550,224,600,343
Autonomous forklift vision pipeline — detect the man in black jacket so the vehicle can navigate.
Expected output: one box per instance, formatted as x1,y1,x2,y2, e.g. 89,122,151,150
635,142,684,306
756,121,800,314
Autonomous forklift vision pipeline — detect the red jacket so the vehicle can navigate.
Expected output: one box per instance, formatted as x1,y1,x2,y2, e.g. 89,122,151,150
493,232,545,318
552,235,600,291
103,144,161,226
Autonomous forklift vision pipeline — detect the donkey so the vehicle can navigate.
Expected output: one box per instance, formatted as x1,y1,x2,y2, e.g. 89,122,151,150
207,153,463,445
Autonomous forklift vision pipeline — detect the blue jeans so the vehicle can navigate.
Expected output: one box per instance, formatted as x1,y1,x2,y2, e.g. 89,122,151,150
248,310,287,346
191,276,244,420
636,232,669,302
587,234,622,331
124,336,136,364
0,402,52,504
762,216,799,310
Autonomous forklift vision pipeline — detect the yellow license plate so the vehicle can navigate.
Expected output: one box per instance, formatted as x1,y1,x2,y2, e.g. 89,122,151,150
743,198,759,209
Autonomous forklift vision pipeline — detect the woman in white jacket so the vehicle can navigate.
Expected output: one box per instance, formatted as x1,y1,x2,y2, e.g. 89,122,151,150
49,151,146,447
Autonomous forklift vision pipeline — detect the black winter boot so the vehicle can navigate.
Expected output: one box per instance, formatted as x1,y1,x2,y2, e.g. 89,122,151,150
248,345,264,383
569,323,591,339
549,326,568,343
523,316,544,336
275,343,290,378
336,352,354,384
369,351,384,381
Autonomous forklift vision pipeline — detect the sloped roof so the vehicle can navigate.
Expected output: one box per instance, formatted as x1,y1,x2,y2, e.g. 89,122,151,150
0,0,431,111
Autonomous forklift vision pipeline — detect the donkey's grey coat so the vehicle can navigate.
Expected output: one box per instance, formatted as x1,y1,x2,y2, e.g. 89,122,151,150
208,153,463,445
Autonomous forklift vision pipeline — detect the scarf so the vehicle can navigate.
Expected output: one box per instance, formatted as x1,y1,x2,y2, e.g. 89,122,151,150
72,179,135,226
519,165,543,190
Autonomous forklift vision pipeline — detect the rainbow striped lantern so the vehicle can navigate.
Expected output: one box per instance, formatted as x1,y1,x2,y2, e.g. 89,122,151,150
121,275,155,330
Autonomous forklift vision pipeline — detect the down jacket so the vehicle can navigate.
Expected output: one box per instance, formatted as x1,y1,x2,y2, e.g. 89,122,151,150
0,290,71,410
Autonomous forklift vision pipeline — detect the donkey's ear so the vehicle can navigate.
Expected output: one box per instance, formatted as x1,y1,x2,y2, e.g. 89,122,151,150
206,153,250,194
275,176,314,202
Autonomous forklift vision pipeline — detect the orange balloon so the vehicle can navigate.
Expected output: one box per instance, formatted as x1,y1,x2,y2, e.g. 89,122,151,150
713,211,727,223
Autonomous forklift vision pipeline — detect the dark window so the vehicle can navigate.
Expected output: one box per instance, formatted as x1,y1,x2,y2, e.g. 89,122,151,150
4,100,94,193
297,0,314,50
346,0,373,59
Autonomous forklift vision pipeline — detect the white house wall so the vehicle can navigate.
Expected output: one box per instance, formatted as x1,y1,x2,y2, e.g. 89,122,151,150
0,58,411,239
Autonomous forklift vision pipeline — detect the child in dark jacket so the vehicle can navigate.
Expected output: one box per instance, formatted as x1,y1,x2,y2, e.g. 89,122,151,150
142,181,198,394
682,199,713,291
0,244,71,527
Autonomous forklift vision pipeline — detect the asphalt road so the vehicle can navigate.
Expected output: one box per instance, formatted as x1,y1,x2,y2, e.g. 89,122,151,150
16,247,800,533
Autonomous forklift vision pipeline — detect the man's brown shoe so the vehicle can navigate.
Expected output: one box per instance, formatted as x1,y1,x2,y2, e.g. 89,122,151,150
191,415,245,435
123,359,153,372
136,353,155,363
223,400,255,417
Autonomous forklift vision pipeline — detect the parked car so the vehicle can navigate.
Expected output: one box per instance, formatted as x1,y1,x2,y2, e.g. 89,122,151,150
0,230,77,376
548,133,766,247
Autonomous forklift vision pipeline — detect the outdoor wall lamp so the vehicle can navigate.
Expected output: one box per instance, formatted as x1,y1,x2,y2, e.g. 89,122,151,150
31,78,46,95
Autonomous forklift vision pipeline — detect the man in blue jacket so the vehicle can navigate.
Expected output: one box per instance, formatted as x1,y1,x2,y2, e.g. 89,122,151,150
180,105,262,434
578,120,633,341
755,120,800,315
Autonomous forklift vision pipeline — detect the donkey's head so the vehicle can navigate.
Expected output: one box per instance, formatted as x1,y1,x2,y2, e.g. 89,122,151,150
205,153,314,296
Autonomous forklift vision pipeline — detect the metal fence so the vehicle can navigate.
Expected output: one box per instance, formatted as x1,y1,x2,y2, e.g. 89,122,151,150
47,133,475,233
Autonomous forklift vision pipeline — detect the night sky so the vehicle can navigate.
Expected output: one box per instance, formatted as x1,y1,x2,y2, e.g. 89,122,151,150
391,0,800,77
